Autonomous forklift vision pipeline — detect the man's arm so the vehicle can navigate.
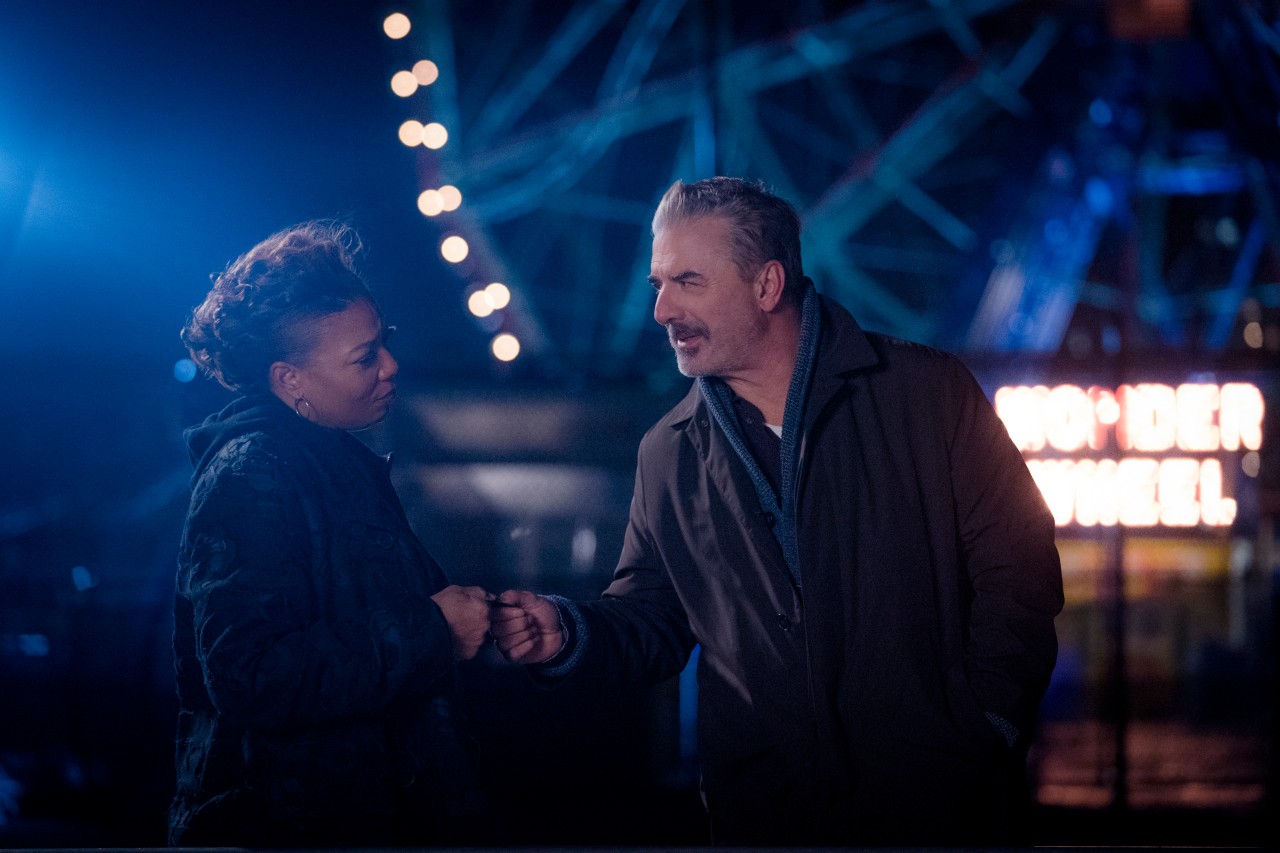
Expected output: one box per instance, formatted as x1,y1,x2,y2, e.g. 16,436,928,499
493,445,698,687
948,364,1065,744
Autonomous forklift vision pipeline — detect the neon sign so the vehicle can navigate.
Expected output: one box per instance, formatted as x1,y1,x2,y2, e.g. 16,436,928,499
995,383,1264,528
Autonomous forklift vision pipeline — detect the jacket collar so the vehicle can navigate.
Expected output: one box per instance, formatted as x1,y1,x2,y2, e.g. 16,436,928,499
806,296,877,429
667,382,702,429
665,293,879,433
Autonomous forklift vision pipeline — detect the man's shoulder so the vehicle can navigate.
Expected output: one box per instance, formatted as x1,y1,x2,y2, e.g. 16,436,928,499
821,319,979,413
816,294,964,382
863,331,962,369
826,313,968,384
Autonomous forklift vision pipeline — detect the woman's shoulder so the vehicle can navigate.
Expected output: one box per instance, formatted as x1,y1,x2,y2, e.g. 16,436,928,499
193,425,297,496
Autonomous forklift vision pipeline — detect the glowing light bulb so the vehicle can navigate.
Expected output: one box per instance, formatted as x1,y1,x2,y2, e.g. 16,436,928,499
383,13,411,39
1244,321,1264,349
421,122,448,149
398,119,424,146
417,189,444,217
441,235,469,263
468,290,495,318
484,282,510,309
390,70,418,97
412,60,439,86
492,333,520,362
438,184,462,211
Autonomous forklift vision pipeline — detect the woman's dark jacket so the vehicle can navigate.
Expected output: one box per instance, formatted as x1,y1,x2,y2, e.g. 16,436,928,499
562,297,1064,845
170,394,480,847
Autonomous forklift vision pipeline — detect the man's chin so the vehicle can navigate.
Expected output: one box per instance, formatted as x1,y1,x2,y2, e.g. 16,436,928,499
673,354,707,378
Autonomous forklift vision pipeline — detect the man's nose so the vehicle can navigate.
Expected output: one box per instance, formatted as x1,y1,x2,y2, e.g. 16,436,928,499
653,283,679,326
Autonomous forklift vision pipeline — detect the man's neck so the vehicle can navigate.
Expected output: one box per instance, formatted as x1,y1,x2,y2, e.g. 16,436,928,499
722,319,802,426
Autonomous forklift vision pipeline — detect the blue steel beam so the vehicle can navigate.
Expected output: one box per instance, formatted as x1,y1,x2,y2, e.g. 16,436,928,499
469,0,630,147
1205,218,1267,349
804,16,1059,337
964,170,1112,352
425,0,1045,369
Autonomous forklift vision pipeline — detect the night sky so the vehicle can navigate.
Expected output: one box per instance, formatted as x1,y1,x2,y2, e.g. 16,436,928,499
1,0,499,525
0,0,473,372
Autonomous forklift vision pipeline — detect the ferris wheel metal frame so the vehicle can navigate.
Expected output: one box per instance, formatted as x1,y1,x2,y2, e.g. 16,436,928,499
388,0,1280,379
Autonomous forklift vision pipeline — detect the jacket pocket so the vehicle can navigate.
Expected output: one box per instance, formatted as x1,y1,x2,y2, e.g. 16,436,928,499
944,658,1012,755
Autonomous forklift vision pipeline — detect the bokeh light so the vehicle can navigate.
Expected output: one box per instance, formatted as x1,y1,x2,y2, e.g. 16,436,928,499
71,565,97,592
383,13,411,39
1244,321,1263,349
441,235,469,263
438,184,462,211
390,70,418,97
174,359,197,382
417,189,444,217
398,119,424,147
468,290,495,318
492,333,521,362
484,282,510,309
421,122,448,149
413,60,439,86
1216,216,1241,247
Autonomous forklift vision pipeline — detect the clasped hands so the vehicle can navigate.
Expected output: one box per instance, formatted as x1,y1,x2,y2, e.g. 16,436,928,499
429,585,565,663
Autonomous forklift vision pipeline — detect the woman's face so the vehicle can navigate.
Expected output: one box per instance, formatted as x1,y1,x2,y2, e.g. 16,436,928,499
289,300,398,430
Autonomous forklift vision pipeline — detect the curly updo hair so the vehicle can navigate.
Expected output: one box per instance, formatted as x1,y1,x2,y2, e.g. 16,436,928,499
181,221,378,392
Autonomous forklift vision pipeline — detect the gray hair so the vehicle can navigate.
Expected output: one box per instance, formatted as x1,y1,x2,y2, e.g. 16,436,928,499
651,177,804,304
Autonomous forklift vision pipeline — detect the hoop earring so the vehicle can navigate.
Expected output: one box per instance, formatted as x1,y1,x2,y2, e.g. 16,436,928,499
294,396,315,421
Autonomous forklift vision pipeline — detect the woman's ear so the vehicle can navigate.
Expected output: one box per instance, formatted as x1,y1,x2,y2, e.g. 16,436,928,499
268,360,302,396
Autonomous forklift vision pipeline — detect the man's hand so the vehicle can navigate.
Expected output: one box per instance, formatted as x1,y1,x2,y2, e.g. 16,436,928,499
430,585,493,660
489,590,566,665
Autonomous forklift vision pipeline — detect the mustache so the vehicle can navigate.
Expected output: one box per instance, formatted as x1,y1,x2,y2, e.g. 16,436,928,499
666,321,708,344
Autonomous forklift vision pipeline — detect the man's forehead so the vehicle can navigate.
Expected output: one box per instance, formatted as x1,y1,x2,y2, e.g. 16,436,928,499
656,214,731,238
652,216,733,259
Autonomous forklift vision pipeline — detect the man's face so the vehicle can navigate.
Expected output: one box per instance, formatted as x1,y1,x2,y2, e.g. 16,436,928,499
650,216,768,379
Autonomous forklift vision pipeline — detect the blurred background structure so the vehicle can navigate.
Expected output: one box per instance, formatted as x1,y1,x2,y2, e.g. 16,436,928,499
1,0,1277,846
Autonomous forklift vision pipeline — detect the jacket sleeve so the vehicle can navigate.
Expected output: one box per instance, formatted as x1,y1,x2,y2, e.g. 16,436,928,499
551,441,698,690
947,363,1065,739
178,443,455,731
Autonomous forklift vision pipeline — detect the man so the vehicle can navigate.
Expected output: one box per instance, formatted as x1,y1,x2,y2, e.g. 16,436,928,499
493,177,1063,846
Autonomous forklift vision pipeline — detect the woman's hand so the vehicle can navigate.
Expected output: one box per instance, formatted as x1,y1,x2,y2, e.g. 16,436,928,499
429,585,493,660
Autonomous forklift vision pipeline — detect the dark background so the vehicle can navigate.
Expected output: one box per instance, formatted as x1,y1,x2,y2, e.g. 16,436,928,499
1,0,1278,847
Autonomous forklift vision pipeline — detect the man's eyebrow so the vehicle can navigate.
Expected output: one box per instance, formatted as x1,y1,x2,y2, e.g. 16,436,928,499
648,269,704,287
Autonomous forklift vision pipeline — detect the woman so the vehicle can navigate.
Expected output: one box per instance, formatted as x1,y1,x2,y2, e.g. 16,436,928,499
171,221,492,847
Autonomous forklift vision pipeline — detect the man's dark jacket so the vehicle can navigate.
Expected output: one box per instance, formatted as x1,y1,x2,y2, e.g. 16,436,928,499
170,395,481,847
565,297,1064,845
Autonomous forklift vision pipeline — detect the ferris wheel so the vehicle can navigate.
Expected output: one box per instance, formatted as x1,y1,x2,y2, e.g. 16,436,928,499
381,0,1280,379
